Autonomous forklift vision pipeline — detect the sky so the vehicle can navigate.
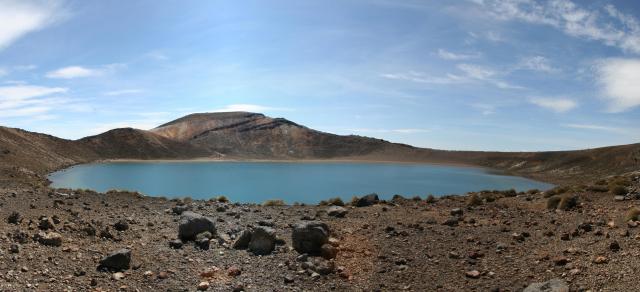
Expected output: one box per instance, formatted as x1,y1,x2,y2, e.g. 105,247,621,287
0,0,639,151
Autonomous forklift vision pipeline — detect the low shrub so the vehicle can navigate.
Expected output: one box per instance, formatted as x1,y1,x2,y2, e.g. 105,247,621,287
216,195,229,203
527,189,540,195
425,195,436,204
557,194,578,211
501,189,517,197
625,208,640,222
586,185,609,192
263,199,286,207
349,196,360,206
466,193,483,207
610,185,628,196
411,195,422,201
546,196,561,209
483,194,496,203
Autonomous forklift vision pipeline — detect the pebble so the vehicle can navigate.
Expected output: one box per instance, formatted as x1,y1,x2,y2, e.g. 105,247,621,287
465,270,481,279
197,281,210,291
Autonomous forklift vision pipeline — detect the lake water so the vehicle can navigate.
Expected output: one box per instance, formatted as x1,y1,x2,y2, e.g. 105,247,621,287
48,161,553,204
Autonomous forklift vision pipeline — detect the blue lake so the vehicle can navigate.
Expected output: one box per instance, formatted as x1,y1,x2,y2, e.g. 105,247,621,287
48,161,553,204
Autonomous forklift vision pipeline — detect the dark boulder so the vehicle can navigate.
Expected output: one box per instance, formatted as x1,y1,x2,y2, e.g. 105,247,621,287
355,194,379,207
292,221,329,255
178,212,216,241
248,226,276,255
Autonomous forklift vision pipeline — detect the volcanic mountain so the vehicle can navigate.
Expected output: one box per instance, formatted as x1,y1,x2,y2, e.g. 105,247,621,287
1,111,639,184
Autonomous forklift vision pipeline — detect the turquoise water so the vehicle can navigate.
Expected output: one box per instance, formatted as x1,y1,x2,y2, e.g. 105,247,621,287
48,161,553,204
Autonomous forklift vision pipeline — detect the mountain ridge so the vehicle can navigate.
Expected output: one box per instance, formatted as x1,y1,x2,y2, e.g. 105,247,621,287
1,112,639,184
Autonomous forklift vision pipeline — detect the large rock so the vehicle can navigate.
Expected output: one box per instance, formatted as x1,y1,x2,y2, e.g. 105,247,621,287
355,194,379,207
292,221,329,255
99,248,131,271
178,212,216,241
327,206,347,218
248,226,276,255
523,279,569,292
232,230,252,250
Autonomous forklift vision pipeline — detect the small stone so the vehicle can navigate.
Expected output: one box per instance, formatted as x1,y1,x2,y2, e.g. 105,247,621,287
593,256,608,264
157,271,169,279
465,270,481,279
523,278,569,292
99,249,131,271
320,243,338,259
112,272,125,280
450,208,463,216
196,238,210,250
283,275,295,284
609,241,621,252
227,266,241,277
327,206,348,218
38,216,55,230
9,244,20,254
168,239,183,249
197,281,210,291
442,217,459,227
35,232,63,247
113,220,129,231
553,256,568,266
143,271,154,278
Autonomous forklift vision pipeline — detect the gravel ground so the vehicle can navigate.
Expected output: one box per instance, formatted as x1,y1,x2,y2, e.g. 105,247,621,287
0,170,639,291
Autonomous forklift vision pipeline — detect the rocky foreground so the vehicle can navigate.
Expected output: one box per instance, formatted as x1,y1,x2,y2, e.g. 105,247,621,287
0,170,639,291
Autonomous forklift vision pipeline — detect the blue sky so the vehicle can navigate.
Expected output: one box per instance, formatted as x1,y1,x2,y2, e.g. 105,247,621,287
0,0,639,151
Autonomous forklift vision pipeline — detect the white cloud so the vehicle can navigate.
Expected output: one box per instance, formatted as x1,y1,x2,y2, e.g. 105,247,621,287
437,49,480,60
46,66,101,79
0,68,7,77
474,0,640,54
0,0,66,51
457,64,495,79
563,123,628,134
382,64,524,89
0,84,67,100
0,84,76,118
104,89,144,96
596,58,640,113
529,97,577,113
518,56,559,73
213,104,292,113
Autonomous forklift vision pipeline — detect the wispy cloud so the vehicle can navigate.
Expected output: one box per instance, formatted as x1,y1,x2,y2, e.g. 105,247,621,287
595,58,640,113
46,63,126,79
0,0,67,51
517,56,560,73
437,49,480,60
563,123,629,134
0,84,91,119
0,68,7,77
0,84,67,100
529,97,577,113
474,0,640,54
46,66,101,79
104,89,144,96
382,63,523,89
213,104,292,113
